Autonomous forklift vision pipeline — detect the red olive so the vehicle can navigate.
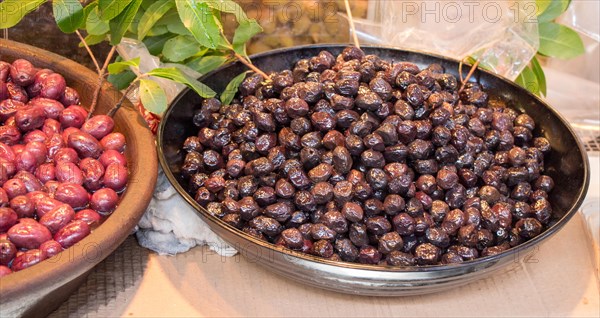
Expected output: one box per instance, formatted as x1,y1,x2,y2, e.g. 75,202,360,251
7,82,29,104
0,239,17,266
23,130,48,143
79,158,104,191
2,178,27,199
0,207,18,232
26,69,53,98
0,157,16,182
0,61,11,82
14,170,43,192
0,188,9,207
0,142,16,162
34,196,63,218
39,73,66,100
24,141,47,165
54,183,89,209
74,209,101,226
35,163,56,184
100,132,126,152
29,97,65,120
7,218,52,249
0,125,22,145
39,240,63,258
25,190,49,205
10,59,37,86
54,220,90,249
11,248,47,271
81,115,114,140
14,149,38,173
55,161,84,185
67,131,103,159
61,126,80,144
42,118,61,136
15,105,46,132
59,105,87,128
43,180,60,197
59,86,80,107
45,133,65,159
9,195,35,218
102,163,128,192
99,149,127,167
53,147,79,164
39,204,75,234
90,188,118,213
0,99,25,122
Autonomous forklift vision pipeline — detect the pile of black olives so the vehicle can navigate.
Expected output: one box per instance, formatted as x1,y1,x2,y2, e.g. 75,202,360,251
180,47,554,266
0,58,128,276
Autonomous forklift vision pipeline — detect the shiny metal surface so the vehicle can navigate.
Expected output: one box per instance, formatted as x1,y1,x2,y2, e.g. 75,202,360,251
157,45,589,295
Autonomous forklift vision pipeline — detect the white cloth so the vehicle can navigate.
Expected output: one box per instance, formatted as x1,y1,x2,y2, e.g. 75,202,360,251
136,168,238,257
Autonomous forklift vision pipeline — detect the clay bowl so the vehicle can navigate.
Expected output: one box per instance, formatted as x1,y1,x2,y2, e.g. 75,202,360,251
158,44,589,295
0,39,157,316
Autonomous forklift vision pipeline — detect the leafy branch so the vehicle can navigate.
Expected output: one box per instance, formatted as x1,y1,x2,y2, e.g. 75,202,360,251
1,0,266,117
471,0,584,97
106,57,216,116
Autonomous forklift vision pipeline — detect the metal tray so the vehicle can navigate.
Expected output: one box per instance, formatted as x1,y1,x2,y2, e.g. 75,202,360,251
157,45,589,296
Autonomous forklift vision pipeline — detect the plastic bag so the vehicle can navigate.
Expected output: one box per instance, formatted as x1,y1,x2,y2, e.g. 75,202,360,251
547,1,600,83
351,0,539,80
559,0,600,42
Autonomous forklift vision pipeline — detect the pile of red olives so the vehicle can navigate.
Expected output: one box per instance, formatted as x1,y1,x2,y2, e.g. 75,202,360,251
0,58,128,276
180,47,555,266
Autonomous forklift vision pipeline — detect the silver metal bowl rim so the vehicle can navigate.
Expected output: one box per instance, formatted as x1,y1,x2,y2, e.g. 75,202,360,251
157,43,590,274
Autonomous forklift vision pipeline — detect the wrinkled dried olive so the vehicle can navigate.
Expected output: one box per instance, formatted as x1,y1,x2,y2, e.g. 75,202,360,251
178,48,556,267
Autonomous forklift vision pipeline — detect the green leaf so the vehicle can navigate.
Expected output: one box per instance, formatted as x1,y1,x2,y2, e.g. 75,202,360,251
535,0,551,15
147,24,168,37
83,2,97,14
154,9,178,25
204,0,247,22
176,0,223,49
108,57,140,74
147,67,216,98
143,33,176,55
186,55,229,74
139,79,168,114
137,0,173,40
154,10,191,35
108,0,142,45
166,18,192,36
98,0,132,20
52,0,85,33
530,56,547,96
82,1,98,23
220,71,249,105
80,33,106,46
162,35,202,62
108,69,136,90
127,8,144,36
538,22,585,59
516,65,540,96
232,19,262,55
140,0,155,10
536,0,569,23
0,0,46,29
86,6,110,35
